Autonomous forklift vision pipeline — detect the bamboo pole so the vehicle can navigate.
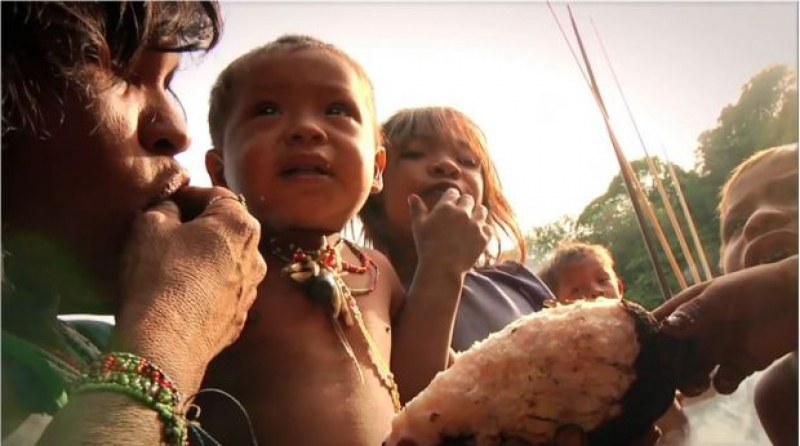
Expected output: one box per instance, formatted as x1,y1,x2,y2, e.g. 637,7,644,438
589,19,701,287
643,156,701,284
661,144,715,281
623,161,688,290
562,5,674,300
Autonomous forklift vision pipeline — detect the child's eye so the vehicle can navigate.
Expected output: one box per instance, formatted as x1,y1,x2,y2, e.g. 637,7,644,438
326,103,352,117
459,157,480,168
723,217,747,241
255,102,281,116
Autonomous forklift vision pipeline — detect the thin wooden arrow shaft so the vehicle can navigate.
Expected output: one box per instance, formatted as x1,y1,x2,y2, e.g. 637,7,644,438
565,5,673,300
588,18,700,287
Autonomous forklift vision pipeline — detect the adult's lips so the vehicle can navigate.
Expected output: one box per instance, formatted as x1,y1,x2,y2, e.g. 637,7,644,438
145,169,190,210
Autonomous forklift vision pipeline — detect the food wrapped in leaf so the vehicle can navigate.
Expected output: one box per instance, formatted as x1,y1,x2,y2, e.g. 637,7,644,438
385,298,675,446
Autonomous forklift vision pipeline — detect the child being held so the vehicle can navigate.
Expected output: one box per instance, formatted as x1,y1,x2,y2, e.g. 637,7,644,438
198,36,488,445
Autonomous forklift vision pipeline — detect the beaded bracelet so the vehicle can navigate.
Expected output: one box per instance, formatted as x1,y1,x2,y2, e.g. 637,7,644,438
73,352,188,446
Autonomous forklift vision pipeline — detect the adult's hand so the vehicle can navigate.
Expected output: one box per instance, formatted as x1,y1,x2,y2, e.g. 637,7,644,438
113,186,267,394
653,255,797,396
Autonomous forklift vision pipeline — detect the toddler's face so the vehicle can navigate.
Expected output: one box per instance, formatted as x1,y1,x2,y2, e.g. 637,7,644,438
720,151,798,274
555,254,623,303
212,49,384,232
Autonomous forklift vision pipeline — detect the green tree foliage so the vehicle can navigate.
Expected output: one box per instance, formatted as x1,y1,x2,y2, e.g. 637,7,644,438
525,216,586,269
526,64,797,309
696,64,798,182
574,158,702,309
693,64,799,266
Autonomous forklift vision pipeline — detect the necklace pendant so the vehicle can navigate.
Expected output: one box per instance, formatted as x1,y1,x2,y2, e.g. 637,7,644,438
302,270,343,319
283,258,321,284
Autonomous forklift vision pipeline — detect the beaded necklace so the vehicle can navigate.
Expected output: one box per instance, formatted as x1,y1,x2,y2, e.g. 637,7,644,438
270,237,379,325
268,237,401,412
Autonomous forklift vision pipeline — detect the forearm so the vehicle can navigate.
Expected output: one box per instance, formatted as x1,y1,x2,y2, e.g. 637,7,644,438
39,340,207,445
755,352,798,446
778,255,798,339
38,393,165,445
392,262,465,402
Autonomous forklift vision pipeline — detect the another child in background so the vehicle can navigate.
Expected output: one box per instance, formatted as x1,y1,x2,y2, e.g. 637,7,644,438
359,106,553,393
537,242,623,303
656,143,798,445
198,36,487,445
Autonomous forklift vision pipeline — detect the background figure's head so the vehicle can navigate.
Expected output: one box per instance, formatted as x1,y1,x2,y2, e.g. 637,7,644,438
718,143,798,274
206,34,385,234
537,241,624,303
360,106,525,265
1,2,222,311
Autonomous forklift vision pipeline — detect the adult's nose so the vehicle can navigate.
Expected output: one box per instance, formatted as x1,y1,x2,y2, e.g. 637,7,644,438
139,95,190,156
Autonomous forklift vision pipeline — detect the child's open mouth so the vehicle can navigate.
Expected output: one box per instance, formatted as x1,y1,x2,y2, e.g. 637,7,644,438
420,182,461,199
281,166,331,177
280,154,333,178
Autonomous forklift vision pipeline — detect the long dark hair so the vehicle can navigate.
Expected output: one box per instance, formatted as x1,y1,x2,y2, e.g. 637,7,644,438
2,1,222,139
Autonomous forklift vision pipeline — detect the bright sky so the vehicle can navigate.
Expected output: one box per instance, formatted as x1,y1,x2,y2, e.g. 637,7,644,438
173,1,798,230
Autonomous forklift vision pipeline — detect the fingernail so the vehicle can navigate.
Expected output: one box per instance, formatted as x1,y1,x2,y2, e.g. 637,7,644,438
716,379,738,394
715,372,742,394
662,312,693,333
682,378,710,396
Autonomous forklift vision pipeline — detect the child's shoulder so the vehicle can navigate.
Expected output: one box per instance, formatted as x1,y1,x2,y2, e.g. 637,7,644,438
361,246,393,270
343,240,402,291
347,243,395,277
353,244,405,317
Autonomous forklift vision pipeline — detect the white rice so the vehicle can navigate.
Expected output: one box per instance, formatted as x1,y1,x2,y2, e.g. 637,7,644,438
386,298,641,446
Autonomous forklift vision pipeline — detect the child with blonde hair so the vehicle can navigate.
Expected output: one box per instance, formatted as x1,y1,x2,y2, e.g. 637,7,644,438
656,143,797,445
199,37,488,445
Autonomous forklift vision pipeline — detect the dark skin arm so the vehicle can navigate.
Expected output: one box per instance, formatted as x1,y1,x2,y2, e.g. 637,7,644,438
653,255,797,396
391,189,491,403
754,352,798,446
39,395,163,445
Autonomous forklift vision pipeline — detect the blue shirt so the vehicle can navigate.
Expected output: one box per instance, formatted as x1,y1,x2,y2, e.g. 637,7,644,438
452,261,554,351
